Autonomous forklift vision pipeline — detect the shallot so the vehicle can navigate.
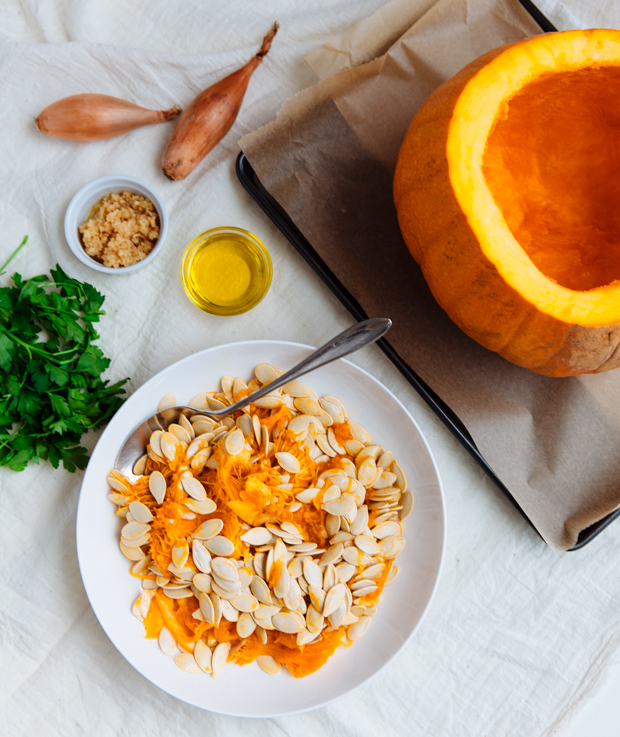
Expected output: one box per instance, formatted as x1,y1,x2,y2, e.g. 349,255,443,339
161,22,279,181
35,94,182,142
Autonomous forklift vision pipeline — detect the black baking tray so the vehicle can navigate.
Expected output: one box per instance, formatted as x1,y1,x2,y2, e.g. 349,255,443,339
236,0,620,550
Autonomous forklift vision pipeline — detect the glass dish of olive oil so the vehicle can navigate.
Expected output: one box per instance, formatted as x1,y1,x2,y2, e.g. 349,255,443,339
180,227,272,316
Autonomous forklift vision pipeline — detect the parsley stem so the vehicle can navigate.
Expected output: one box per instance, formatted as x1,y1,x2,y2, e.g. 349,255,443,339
0,236,28,276
0,325,79,365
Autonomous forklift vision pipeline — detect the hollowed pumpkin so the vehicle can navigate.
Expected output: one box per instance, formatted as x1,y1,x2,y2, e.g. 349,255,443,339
393,30,620,377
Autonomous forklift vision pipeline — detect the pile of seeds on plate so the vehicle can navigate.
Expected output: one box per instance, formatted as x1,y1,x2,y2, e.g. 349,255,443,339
107,363,414,679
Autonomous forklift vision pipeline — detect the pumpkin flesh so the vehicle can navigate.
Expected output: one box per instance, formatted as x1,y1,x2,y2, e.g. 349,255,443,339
482,67,620,294
394,30,620,376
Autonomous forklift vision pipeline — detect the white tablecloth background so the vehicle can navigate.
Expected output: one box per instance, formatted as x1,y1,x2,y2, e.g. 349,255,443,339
1,1,620,735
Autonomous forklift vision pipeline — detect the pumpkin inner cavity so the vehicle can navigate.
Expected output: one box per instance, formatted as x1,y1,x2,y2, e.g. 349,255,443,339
482,66,620,292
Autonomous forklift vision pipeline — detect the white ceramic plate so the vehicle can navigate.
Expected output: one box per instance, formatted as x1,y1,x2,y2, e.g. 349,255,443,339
76,341,445,717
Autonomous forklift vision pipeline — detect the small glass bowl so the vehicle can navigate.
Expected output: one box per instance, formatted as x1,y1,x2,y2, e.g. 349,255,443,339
180,227,272,316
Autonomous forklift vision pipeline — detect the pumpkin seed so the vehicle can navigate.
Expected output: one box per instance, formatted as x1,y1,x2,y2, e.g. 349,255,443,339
192,518,224,540
322,495,357,519
296,487,320,504
392,461,407,490
361,563,385,580
323,564,337,593
191,540,212,574
350,583,378,597
372,471,398,489
240,527,273,546
204,536,235,556
132,454,148,477
323,583,346,617
327,427,346,455
107,470,130,492
354,535,382,556
254,654,280,676
221,428,242,456
158,392,176,411
343,546,371,567
344,439,365,456
220,598,239,622
210,556,238,581
175,652,201,673
297,631,321,650
171,540,189,567
273,611,306,634
279,380,307,397
302,558,323,589
372,521,402,539
158,626,176,656
379,535,406,559
325,514,340,538
179,476,206,502
122,531,150,548
236,611,257,639
319,543,344,567
193,573,212,593
250,575,273,605
349,422,371,444
316,434,336,458
131,556,152,576
348,616,372,641
211,642,230,679
193,640,212,673
322,485,341,504
231,592,259,612
164,587,194,599
350,505,369,536
274,452,301,474
128,501,153,524
255,363,278,384
400,490,414,519
318,397,344,424
148,471,166,504
199,593,215,625
288,414,310,435
386,565,399,585
121,521,150,540
357,457,378,487
192,421,216,437
274,563,291,599
335,562,356,583
160,432,181,462
168,423,191,445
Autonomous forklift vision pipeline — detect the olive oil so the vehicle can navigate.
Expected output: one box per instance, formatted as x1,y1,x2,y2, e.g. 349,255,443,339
181,227,272,316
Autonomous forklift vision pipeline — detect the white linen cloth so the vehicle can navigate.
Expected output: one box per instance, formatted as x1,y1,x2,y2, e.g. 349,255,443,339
1,1,620,735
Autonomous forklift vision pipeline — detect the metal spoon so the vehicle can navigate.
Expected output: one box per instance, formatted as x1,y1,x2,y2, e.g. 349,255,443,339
115,318,391,476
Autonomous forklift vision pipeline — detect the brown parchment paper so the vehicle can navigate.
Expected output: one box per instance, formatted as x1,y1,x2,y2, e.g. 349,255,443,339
240,0,620,552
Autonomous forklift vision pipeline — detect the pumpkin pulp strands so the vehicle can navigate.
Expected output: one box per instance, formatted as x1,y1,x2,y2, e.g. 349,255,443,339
161,22,279,180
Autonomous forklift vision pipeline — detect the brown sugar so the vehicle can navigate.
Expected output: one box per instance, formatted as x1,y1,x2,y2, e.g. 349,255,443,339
79,191,159,268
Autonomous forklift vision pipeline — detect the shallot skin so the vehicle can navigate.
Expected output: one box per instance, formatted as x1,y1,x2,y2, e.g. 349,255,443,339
35,94,182,142
162,22,278,181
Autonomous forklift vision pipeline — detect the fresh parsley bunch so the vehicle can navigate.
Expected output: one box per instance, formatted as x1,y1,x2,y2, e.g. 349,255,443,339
0,238,128,472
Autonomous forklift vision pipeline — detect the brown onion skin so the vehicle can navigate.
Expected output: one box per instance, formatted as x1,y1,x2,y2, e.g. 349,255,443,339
162,22,279,181
35,94,182,142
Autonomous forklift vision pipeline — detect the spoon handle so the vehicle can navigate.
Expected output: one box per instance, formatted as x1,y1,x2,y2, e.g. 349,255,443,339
211,318,392,416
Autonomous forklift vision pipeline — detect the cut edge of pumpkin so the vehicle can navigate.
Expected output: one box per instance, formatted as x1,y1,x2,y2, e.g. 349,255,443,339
447,29,620,328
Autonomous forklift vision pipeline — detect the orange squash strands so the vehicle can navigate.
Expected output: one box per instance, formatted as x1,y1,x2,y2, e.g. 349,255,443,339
108,365,412,679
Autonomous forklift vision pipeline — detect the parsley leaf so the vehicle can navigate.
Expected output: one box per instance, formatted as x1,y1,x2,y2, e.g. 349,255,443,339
0,238,128,473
